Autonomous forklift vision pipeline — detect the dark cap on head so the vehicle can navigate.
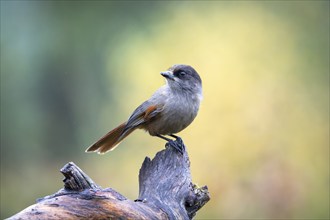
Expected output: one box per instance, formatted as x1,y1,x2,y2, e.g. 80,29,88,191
169,64,202,85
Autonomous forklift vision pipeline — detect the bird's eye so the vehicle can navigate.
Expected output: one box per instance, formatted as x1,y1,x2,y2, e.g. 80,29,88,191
179,71,186,76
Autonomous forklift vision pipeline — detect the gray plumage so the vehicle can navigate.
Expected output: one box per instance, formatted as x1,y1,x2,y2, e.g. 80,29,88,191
86,64,203,154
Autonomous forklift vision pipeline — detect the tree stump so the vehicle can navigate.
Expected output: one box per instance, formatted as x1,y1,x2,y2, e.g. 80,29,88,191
8,146,210,219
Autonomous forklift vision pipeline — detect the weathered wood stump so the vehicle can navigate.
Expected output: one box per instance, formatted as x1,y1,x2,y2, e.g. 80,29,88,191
8,146,210,219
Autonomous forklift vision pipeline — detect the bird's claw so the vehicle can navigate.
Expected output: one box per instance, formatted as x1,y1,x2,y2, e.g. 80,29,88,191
166,137,185,155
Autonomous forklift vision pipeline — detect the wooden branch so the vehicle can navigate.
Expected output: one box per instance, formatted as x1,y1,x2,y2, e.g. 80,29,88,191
8,146,210,220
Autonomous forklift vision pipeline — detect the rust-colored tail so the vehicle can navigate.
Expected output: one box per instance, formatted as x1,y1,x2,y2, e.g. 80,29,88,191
85,122,134,154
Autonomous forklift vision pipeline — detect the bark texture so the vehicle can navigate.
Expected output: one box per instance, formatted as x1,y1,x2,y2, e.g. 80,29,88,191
8,146,210,220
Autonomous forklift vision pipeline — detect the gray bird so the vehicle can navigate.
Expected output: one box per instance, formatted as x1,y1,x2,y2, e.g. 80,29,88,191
86,64,203,154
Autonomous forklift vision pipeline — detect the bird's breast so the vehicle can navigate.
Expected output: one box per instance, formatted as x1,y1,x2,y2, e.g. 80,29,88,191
147,92,201,136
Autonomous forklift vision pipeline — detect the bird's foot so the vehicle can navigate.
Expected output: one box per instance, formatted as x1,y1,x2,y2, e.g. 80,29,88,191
166,136,185,155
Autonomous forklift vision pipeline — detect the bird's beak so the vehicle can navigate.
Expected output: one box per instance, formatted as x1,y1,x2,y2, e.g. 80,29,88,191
160,71,175,80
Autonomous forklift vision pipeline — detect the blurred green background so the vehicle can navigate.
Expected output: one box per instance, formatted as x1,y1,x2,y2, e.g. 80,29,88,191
1,1,329,219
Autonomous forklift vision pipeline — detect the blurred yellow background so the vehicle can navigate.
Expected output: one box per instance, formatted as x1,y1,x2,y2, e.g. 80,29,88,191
1,1,329,219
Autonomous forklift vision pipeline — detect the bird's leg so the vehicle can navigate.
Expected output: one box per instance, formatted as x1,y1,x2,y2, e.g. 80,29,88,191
156,134,172,142
156,134,184,155
169,134,185,152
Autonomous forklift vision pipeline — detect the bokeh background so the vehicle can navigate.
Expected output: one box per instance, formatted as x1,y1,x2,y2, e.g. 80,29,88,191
1,1,329,219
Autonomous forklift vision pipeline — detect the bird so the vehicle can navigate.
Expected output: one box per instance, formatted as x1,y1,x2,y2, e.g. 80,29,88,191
85,64,202,154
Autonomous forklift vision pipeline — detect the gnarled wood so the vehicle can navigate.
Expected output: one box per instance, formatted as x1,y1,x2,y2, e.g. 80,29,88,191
8,145,210,220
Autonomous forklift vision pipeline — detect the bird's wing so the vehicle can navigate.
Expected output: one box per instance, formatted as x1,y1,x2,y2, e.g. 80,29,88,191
123,100,163,133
